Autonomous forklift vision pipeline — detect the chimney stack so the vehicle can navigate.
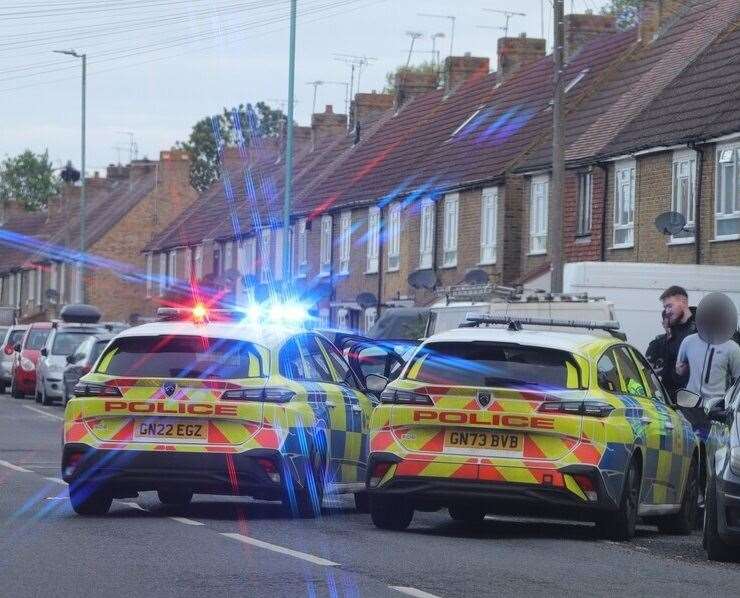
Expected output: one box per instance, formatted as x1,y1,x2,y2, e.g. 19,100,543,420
639,0,683,42
564,14,618,60
311,105,347,149
497,34,546,80
350,90,395,130
443,53,490,94
393,70,439,110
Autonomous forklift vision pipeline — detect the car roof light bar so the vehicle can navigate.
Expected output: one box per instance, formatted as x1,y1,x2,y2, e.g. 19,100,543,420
464,312,621,335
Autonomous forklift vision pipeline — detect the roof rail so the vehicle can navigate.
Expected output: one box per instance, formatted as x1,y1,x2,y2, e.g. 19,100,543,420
463,312,625,339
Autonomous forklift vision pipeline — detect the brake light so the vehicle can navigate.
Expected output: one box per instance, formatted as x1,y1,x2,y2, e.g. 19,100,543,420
20,356,35,372
257,458,281,483
221,387,296,403
379,389,433,405
571,474,598,501
369,462,392,487
73,383,122,398
537,400,613,418
63,451,85,477
3,344,13,356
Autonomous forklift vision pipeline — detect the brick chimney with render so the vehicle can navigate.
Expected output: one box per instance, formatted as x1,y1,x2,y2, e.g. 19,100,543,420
311,105,347,149
443,53,490,94
565,14,618,60
350,91,395,129
497,34,546,80
639,0,684,42
394,71,439,109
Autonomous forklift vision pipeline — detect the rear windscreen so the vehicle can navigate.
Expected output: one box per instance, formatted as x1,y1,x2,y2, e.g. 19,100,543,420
96,335,265,379
8,330,26,347
52,332,95,356
25,329,50,350
405,342,583,390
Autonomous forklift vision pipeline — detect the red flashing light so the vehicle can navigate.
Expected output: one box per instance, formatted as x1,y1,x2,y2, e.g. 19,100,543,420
192,303,208,321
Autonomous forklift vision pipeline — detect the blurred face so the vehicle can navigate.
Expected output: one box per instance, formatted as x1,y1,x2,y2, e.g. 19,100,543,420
662,294,688,325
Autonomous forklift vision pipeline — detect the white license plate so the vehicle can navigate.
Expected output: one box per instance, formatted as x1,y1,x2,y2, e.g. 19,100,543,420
133,419,208,443
444,430,524,457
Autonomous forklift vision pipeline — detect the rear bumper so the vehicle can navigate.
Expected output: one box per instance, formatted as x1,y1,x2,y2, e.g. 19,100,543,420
13,370,36,393
716,472,740,546
61,444,307,500
42,377,64,399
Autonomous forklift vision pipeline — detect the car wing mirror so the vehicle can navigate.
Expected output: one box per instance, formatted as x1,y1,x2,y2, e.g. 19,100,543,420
66,353,78,365
676,389,702,409
705,398,729,423
13,343,21,353
365,373,388,394
40,348,48,357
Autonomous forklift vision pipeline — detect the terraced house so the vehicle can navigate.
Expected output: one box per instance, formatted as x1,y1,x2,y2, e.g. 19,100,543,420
144,0,739,331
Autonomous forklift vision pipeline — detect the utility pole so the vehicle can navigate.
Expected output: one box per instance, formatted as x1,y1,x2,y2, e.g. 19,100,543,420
283,0,297,280
551,0,565,293
54,49,86,304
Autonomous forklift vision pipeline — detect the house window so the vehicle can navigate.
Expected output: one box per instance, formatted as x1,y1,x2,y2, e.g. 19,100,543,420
261,228,271,283
158,253,167,296
274,228,284,280
442,193,459,268
614,160,636,248
145,254,153,298
319,308,330,327
387,203,401,271
167,250,177,287
246,238,257,275
337,308,349,330
367,207,380,274
339,211,352,274
576,172,592,237
35,266,42,306
716,143,740,239
320,215,332,276
529,175,549,254
224,241,234,272
59,263,66,303
671,150,696,241
419,199,435,269
194,245,203,280
364,307,377,332
212,245,222,276
184,247,192,282
297,218,308,277
480,187,497,264
27,269,36,306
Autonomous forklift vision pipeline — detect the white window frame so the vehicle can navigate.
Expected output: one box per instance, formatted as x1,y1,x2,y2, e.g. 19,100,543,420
529,175,549,255
670,149,696,243
167,250,177,288
419,199,435,270
184,247,193,282
442,193,459,268
35,265,42,307
576,172,592,237
364,307,377,332
319,215,332,276
274,228,284,281
715,142,740,240
27,269,36,306
336,308,350,330
158,253,167,296
613,160,636,249
224,241,234,272
387,203,401,272
246,238,257,275
59,263,66,303
194,245,204,280
296,218,308,277
366,207,380,274
261,228,272,283
339,211,352,275
319,308,330,328
480,187,498,265
145,254,153,298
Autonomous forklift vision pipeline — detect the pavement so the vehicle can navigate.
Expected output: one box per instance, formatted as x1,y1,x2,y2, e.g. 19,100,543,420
0,392,738,598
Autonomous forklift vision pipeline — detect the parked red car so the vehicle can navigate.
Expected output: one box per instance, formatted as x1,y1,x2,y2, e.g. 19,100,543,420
10,322,51,399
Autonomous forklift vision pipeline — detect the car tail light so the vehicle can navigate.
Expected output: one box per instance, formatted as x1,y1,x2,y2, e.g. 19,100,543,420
537,400,614,418
20,357,35,372
3,344,13,356
257,458,281,483
63,451,85,477
369,462,392,487
221,387,296,403
73,383,122,398
571,474,598,501
379,389,433,405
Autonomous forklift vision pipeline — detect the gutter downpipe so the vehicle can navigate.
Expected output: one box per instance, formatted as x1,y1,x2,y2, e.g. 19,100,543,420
688,141,703,265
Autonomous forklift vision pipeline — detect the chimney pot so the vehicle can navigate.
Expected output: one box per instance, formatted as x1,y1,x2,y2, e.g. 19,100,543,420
496,36,546,80
564,13,618,60
443,54,490,94
639,0,682,43
393,70,439,109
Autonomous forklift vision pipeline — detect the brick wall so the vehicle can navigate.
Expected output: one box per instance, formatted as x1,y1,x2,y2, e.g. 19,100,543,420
502,177,524,284
563,167,606,263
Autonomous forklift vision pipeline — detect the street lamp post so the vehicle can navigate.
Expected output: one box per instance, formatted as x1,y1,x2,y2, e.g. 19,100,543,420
53,49,86,304
283,0,297,281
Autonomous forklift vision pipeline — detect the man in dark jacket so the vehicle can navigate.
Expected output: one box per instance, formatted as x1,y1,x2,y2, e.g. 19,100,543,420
646,285,696,399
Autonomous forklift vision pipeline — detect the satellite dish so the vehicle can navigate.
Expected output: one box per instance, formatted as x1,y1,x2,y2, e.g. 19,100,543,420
464,268,489,285
407,269,438,290
253,283,270,303
696,292,738,345
356,292,378,309
655,211,687,236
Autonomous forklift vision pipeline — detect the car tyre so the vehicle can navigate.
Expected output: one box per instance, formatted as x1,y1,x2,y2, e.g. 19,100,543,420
41,385,54,406
703,476,737,562
157,488,193,507
354,491,370,513
11,379,24,399
596,458,640,541
657,457,699,535
449,504,486,524
282,452,325,519
0,382,6,395
370,495,413,531
69,482,113,516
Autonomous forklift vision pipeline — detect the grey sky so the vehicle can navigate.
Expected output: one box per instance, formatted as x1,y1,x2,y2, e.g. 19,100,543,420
0,0,609,174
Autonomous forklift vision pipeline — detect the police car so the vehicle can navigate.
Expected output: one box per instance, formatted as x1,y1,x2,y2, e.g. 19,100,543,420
365,314,700,540
62,304,376,516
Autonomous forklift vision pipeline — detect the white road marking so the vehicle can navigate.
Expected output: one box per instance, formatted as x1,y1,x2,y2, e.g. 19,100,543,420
390,587,443,598
169,516,205,526
120,501,147,512
0,459,32,473
220,533,340,567
44,477,68,485
23,405,64,421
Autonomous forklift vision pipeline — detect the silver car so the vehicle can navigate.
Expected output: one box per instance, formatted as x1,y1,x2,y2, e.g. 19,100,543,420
1,325,27,395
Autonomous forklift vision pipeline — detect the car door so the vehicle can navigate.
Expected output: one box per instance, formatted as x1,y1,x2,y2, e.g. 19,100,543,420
316,336,374,484
341,340,407,389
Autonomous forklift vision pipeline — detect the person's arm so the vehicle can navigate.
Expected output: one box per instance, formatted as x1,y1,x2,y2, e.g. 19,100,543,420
676,337,689,377
728,343,740,383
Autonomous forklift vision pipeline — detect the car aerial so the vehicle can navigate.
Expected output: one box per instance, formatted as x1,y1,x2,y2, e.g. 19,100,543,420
62,304,377,516
678,381,740,562
365,314,700,541
1,325,27,395
10,322,51,399
36,305,109,405
62,333,115,405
